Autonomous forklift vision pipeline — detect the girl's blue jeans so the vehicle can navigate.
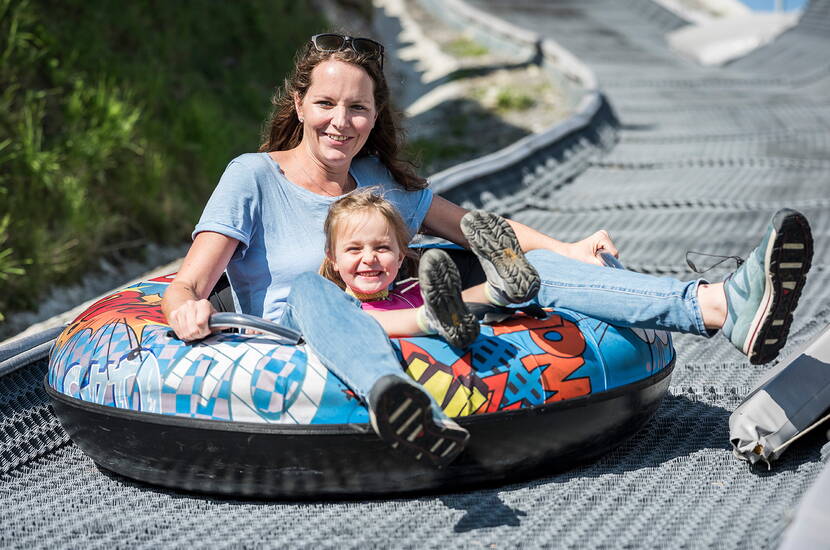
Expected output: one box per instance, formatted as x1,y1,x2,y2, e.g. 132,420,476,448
280,272,421,406
280,250,713,407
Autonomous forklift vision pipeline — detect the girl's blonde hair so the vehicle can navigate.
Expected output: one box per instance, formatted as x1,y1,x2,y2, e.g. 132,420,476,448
320,188,418,289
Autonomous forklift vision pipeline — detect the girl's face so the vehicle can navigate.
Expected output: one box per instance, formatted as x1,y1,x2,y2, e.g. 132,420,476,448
330,210,404,295
295,60,377,169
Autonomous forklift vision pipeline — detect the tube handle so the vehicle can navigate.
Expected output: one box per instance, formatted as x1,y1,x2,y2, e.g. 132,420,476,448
208,312,303,345
598,251,624,270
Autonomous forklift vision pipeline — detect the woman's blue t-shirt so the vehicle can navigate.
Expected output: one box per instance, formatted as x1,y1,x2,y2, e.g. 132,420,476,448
193,153,433,321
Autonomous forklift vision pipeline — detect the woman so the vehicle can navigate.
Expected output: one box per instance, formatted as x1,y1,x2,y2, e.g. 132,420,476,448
162,33,813,469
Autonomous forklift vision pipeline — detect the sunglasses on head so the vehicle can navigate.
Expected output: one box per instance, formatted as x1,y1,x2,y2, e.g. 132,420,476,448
310,33,385,69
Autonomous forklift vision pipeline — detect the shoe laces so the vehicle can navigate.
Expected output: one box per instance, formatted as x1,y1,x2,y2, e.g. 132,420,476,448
685,250,744,274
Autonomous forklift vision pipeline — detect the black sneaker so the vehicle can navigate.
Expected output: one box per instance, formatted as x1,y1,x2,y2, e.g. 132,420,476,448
367,375,469,468
419,248,480,349
460,210,540,304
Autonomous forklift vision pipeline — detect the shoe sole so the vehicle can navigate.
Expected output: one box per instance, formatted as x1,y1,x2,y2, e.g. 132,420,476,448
460,211,540,303
744,209,813,364
369,379,469,469
419,249,480,349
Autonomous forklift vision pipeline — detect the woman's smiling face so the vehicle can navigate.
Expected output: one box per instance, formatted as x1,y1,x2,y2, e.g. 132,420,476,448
295,60,377,168
331,209,404,296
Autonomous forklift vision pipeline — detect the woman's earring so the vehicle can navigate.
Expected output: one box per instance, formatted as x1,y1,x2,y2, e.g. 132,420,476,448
298,115,304,123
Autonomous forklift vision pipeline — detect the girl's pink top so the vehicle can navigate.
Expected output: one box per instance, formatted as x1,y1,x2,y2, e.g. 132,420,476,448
360,279,424,311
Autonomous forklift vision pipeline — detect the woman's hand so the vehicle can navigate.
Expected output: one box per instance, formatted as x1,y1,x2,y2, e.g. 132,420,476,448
563,230,619,266
160,231,240,341
166,298,217,342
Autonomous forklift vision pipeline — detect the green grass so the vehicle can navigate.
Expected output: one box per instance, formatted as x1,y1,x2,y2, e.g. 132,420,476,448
444,36,488,58
407,137,474,174
0,0,327,319
494,87,536,112
470,84,538,113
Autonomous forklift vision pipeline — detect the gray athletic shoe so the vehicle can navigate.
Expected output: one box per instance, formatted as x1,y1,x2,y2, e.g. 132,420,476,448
367,374,469,469
419,248,480,349
460,210,540,304
721,208,813,364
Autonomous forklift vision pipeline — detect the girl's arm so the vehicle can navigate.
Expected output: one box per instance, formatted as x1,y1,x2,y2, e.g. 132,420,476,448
364,309,422,338
421,195,618,265
161,231,240,341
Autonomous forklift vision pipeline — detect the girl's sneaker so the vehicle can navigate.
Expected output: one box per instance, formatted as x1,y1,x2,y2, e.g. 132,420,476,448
721,208,813,364
460,210,540,306
418,248,480,349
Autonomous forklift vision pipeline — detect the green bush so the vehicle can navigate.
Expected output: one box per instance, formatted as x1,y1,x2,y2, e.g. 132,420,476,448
0,0,326,319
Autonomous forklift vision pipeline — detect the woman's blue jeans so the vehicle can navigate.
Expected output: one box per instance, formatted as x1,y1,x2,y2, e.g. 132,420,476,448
526,249,713,337
279,252,713,407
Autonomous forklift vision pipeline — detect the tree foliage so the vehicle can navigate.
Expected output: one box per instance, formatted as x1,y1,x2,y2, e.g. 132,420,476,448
0,0,326,319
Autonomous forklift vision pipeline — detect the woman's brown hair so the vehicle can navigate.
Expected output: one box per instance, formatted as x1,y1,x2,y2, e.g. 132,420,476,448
259,36,427,192
319,188,419,290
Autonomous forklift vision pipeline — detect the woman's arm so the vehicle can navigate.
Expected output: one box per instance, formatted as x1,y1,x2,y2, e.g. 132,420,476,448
161,231,240,341
421,195,618,265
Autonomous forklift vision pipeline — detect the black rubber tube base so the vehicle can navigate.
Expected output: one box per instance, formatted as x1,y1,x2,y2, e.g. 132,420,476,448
46,362,672,499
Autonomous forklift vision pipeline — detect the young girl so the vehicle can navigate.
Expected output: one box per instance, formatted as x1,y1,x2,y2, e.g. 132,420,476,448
319,189,541,348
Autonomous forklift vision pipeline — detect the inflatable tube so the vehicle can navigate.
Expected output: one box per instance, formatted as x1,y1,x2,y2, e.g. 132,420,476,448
46,273,675,497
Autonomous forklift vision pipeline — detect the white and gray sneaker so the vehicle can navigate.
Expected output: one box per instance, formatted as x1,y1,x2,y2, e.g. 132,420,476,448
460,210,540,305
721,208,813,364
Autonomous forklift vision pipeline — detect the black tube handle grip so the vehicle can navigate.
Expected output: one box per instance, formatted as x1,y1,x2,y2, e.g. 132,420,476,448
208,312,302,345
166,312,302,345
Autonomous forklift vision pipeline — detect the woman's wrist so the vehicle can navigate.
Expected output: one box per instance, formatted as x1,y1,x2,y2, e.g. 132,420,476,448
161,281,198,320
507,219,570,255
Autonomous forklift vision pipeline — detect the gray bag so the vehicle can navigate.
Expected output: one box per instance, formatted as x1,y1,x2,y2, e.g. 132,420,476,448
729,324,830,467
